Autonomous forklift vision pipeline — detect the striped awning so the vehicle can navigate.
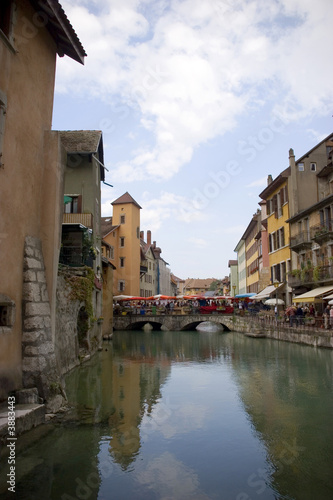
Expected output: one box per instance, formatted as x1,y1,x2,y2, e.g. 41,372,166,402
252,284,283,301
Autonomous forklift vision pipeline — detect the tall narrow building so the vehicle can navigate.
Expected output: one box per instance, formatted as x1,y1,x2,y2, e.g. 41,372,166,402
102,192,141,296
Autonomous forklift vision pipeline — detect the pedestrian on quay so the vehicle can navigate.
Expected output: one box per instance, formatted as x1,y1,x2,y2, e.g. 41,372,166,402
323,304,330,329
330,306,333,329
289,306,296,327
274,304,278,320
296,305,304,326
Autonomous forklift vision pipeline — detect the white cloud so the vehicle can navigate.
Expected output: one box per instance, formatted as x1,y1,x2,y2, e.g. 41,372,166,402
140,191,206,230
246,176,267,188
188,238,208,249
101,190,206,230
223,225,246,235
135,452,210,499
58,0,333,181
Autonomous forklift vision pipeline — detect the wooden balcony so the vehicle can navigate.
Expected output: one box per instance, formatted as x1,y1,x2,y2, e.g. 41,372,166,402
63,213,93,228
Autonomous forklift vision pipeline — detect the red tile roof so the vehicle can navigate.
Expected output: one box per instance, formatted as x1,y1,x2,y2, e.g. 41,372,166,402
112,192,142,209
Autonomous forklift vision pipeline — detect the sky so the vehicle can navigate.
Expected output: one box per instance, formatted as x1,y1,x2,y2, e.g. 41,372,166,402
52,0,333,280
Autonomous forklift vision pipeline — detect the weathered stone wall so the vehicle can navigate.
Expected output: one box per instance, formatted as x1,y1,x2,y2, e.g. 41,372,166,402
55,274,81,375
55,268,103,376
22,237,65,412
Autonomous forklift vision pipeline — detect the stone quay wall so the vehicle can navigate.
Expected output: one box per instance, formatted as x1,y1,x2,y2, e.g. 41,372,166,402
55,274,81,375
22,236,65,412
227,316,333,349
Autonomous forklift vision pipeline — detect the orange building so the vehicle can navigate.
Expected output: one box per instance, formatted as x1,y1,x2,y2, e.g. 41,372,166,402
102,192,141,296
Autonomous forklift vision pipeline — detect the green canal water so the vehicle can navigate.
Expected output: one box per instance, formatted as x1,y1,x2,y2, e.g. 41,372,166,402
1,330,333,499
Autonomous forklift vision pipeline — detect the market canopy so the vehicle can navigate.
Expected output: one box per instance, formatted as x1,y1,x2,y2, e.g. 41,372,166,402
293,286,333,303
113,295,133,301
235,293,256,298
252,284,283,301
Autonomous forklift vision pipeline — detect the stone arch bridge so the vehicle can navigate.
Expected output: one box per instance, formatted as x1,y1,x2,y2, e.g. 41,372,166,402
113,313,235,332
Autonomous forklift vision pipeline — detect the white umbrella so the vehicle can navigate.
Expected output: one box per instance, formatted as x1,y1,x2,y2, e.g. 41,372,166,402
328,299,333,305
265,298,285,306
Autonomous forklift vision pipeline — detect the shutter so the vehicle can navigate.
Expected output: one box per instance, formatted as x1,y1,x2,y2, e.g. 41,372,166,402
273,194,278,218
77,195,82,213
280,188,284,205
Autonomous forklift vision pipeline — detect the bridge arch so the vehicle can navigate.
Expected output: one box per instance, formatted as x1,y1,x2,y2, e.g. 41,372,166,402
113,314,234,332
125,320,163,331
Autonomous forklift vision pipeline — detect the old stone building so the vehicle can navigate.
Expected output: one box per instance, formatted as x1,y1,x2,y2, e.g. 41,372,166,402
0,0,85,405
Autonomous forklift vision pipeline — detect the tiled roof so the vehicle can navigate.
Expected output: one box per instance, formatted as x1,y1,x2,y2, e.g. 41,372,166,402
112,192,142,209
101,217,119,237
29,0,86,64
59,130,102,153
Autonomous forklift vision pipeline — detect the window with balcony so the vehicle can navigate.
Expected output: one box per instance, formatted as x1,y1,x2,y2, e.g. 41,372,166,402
64,195,81,214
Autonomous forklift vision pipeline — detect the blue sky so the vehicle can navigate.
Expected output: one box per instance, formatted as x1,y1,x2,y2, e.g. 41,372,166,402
52,0,333,279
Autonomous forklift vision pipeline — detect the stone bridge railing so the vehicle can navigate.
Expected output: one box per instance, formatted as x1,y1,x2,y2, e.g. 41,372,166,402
113,313,238,332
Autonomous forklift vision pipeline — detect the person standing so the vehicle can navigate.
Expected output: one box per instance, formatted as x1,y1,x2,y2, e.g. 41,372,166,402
330,306,333,329
289,306,296,327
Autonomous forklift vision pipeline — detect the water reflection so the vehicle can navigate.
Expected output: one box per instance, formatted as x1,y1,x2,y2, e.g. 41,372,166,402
1,330,333,499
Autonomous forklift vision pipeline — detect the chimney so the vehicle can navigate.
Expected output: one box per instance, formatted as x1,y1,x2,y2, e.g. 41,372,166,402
140,230,144,240
147,230,151,245
267,174,273,185
289,147,297,217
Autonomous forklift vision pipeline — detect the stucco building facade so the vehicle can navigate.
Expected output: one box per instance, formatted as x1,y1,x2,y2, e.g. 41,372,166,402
0,0,85,401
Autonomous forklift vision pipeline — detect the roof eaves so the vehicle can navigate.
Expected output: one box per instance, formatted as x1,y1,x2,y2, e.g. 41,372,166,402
259,167,290,200
296,133,333,164
29,0,87,64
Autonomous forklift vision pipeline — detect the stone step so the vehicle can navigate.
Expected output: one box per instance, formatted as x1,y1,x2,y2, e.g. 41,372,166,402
0,403,45,441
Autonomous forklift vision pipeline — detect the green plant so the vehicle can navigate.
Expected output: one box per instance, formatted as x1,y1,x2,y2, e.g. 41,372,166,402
313,265,321,282
65,266,95,322
291,269,301,277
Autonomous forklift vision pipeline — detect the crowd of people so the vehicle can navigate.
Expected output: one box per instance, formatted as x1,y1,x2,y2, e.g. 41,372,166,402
113,297,235,316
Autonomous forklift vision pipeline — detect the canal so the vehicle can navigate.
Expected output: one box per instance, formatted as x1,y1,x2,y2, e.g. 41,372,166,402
1,329,333,499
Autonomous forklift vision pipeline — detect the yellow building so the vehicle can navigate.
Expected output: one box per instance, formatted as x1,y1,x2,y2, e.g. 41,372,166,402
102,192,141,296
259,169,291,304
183,278,217,295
